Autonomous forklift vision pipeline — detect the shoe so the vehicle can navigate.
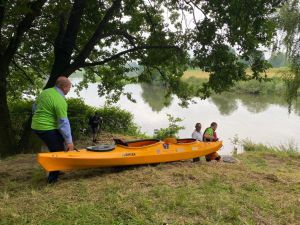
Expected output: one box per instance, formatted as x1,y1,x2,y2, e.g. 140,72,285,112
58,171,65,176
192,157,200,162
47,177,58,184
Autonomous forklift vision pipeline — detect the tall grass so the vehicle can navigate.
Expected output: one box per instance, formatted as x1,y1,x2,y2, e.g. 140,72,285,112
242,139,299,158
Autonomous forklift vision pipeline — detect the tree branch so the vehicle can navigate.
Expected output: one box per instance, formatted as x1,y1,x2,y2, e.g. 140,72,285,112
4,0,47,64
184,0,208,20
12,60,34,85
16,53,47,79
57,0,86,62
82,45,181,68
71,0,122,67
53,13,66,56
110,30,137,46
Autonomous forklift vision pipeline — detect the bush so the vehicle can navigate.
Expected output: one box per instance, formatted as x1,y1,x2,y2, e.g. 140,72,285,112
67,99,144,138
153,114,185,140
9,98,143,141
67,98,94,139
9,100,33,142
95,106,142,136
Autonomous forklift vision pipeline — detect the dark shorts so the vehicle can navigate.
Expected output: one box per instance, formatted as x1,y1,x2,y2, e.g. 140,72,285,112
33,129,65,152
91,126,99,134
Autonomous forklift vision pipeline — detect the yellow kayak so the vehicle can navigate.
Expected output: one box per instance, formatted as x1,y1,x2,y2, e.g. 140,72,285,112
37,138,223,172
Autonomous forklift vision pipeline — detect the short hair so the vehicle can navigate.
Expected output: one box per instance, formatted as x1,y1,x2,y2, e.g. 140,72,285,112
195,123,201,128
211,122,217,127
55,76,71,89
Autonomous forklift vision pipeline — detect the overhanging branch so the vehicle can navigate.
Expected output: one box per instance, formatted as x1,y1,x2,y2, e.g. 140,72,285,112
82,45,181,67
4,0,47,64
58,0,86,59
12,60,34,85
72,0,122,66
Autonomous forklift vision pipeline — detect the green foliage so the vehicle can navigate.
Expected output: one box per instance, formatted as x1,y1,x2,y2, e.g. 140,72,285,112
276,0,300,108
153,114,184,140
3,0,285,102
8,100,33,142
95,106,142,136
233,77,287,95
9,98,143,141
184,76,290,96
67,98,94,139
0,0,288,155
68,99,143,138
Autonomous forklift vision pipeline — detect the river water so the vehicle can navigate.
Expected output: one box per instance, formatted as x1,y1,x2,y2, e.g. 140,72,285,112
68,81,300,155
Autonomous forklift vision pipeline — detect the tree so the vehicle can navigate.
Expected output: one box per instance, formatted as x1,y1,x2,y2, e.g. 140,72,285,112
276,0,300,110
1,0,285,156
0,0,47,157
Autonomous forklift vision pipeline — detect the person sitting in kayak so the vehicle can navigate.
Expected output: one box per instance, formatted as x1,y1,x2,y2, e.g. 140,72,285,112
203,122,221,162
192,122,203,141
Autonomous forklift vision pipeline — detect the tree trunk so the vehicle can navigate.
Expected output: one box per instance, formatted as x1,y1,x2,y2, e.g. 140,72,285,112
16,114,43,154
0,63,16,157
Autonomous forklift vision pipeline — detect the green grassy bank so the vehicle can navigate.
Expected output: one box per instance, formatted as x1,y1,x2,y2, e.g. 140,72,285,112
0,139,299,225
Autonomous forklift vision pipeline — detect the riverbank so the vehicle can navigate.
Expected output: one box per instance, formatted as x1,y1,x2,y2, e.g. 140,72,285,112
0,140,299,224
183,67,289,79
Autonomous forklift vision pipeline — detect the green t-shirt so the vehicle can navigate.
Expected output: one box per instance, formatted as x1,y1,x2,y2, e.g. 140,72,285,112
204,127,213,137
31,87,68,130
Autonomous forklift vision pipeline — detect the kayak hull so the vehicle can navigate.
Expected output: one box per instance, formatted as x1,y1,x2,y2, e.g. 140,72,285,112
37,140,222,172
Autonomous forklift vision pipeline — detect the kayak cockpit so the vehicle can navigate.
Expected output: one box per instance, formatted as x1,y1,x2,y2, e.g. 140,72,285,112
86,138,197,152
120,139,160,147
164,138,197,144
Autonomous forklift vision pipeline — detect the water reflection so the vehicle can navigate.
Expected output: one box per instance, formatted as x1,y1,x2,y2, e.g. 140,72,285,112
209,92,300,116
140,83,173,112
139,81,300,116
209,94,238,115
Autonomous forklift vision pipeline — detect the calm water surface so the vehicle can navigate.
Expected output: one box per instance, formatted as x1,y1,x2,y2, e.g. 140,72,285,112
69,81,300,155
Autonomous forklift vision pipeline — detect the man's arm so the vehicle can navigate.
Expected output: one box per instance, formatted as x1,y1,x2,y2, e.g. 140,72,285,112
58,118,74,151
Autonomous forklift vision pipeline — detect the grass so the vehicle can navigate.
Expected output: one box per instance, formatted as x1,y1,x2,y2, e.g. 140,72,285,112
0,140,299,225
182,68,300,98
183,67,289,80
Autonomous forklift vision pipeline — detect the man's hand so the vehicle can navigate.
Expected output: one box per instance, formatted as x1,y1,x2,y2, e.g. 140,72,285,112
66,143,74,151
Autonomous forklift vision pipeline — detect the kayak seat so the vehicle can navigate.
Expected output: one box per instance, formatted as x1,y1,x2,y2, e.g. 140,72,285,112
113,138,128,146
86,144,115,152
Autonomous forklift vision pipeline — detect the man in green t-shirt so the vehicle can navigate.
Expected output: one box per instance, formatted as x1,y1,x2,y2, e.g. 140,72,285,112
32,76,73,183
203,122,221,161
203,122,218,142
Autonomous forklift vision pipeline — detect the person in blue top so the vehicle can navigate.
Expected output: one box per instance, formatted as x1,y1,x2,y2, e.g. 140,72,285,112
32,76,73,183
